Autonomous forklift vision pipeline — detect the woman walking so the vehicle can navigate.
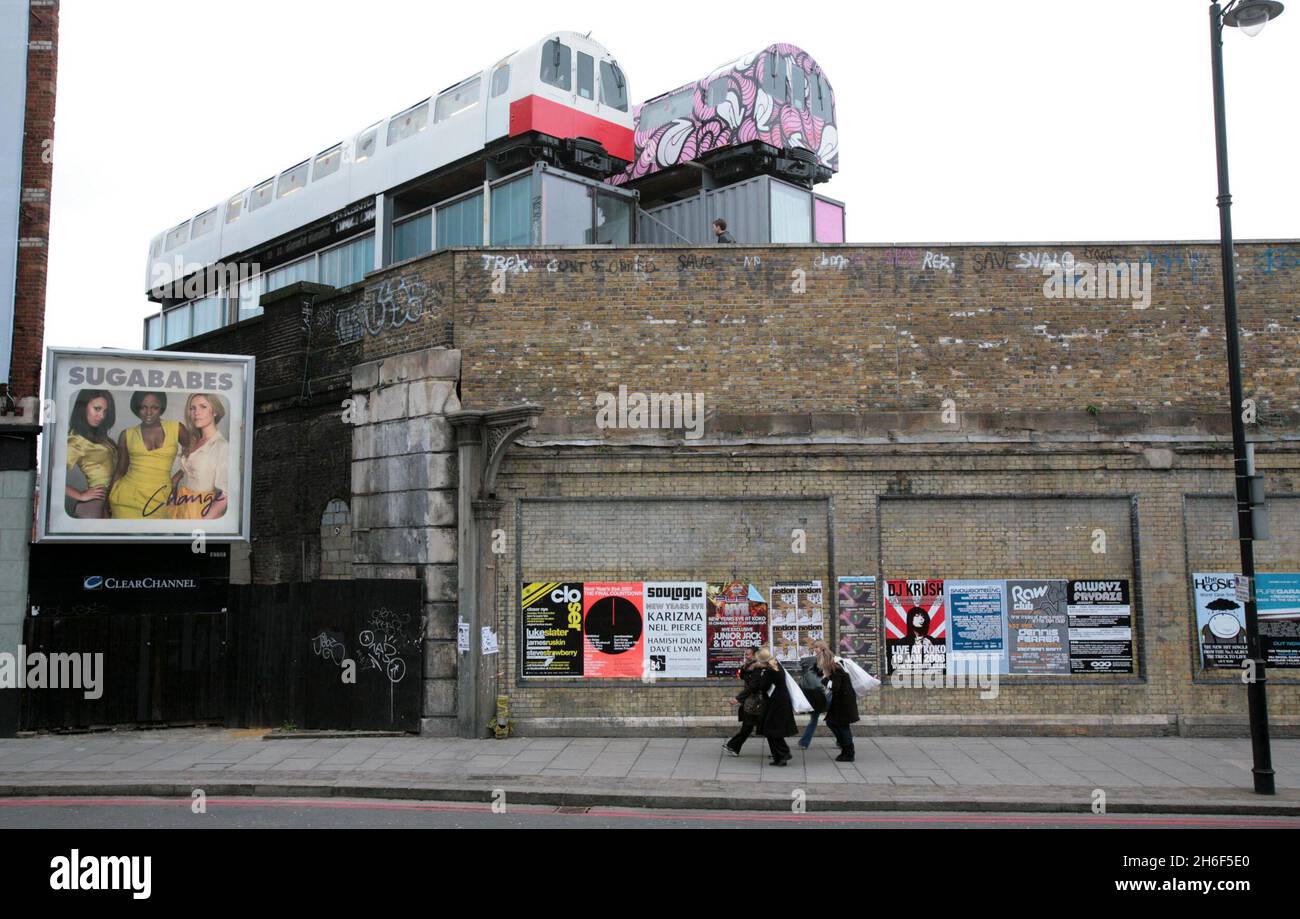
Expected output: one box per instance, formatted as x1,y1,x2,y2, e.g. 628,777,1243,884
797,639,830,749
723,646,764,756
820,649,860,762
756,648,797,766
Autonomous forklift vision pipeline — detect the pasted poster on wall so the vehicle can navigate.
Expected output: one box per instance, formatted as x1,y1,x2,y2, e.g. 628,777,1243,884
1257,573,1300,669
1006,579,1070,675
583,583,645,678
884,579,947,675
837,576,878,664
644,582,708,678
521,582,584,678
707,582,769,677
1193,572,1246,670
1067,580,1133,674
769,580,824,664
945,580,1008,675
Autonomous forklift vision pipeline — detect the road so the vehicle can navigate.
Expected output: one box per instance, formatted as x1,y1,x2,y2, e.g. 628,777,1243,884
2,797,1298,829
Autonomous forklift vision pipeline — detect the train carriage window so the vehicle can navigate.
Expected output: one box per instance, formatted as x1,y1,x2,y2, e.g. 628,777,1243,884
790,65,806,111
191,208,218,239
355,128,378,163
434,78,480,123
491,63,510,97
762,53,788,101
817,75,834,121
225,193,244,224
640,89,694,134
313,145,342,180
599,61,628,111
277,160,310,198
388,100,430,144
164,221,190,252
577,52,594,100
540,39,571,90
249,179,274,212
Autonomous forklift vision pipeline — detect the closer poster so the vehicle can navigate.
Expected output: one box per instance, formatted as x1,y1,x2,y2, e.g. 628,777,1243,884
707,582,769,677
1067,579,1133,674
1257,573,1300,669
884,578,947,675
38,347,254,541
643,582,708,677
945,580,1009,675
583,582,645,678
1193,572,1246,670
1007,579,1070,675
769,580,823,664
521,582,584,677
837,576,878,663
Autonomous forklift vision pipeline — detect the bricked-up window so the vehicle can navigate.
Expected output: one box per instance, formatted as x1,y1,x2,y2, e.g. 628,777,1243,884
600,60,628,111
319,234,375,288
320,499,352,580
434,79,479,123
277,160,310,198
249,179,274,212
313,144,342,181
491,176,531,246
491,63,510,97
435,192,483,249
164,221,190,252
540,39,571,91
577,52,594,100
225,193,244,224
388,100,430,144
192,208,218,239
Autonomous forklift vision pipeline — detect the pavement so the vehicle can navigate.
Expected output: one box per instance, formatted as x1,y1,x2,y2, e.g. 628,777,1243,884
1,729,1298,815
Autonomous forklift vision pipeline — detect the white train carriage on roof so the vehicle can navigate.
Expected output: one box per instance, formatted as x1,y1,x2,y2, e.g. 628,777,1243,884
145,31,633,343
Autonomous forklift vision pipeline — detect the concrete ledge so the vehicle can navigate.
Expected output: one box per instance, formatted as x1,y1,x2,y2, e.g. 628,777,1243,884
512,714,1180,737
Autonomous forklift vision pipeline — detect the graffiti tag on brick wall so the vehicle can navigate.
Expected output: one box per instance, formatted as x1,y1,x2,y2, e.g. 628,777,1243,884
335,273,433,344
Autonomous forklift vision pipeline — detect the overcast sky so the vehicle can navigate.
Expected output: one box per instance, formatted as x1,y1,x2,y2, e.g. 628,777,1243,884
42,0,1299,352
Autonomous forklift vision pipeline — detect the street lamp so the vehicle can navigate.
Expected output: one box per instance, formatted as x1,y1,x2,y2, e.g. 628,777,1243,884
1208,0,1283,796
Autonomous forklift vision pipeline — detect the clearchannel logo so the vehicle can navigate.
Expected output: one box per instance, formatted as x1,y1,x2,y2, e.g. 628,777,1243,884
83,575,197,590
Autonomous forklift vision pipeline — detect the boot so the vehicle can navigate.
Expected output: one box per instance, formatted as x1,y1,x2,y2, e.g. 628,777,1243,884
835,747,855,762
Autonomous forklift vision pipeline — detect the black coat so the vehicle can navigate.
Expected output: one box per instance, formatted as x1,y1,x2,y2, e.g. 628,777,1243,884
758,663,798,739
823,663,860,727
734,660,766,726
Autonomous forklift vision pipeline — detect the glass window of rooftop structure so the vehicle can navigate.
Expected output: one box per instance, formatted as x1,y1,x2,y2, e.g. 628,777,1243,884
435,193,483,249
393,211,432,263
491,176,531,247
319,234,374,288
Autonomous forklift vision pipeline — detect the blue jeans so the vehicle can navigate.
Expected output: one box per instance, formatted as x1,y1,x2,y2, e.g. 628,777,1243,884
827,722,854,751
798,711,821,747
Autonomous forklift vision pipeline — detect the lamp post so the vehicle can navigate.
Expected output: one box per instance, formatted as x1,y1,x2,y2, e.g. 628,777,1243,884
1208,0,1282,796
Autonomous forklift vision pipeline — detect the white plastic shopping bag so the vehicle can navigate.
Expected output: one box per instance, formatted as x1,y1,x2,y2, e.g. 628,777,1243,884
785,668,813,713
838,656,882,696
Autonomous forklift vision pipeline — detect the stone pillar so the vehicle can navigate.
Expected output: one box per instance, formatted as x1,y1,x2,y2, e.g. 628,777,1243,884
350,347,461,736
447,405,541,738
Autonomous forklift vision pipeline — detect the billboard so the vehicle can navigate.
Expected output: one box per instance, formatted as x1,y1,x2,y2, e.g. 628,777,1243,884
38,348,254,541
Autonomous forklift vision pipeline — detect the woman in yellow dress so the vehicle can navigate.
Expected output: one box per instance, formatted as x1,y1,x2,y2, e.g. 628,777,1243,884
108,391,190,520
171,393,230,520
64,389,118,519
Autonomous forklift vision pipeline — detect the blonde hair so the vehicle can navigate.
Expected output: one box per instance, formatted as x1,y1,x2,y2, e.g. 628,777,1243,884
184,392,226,441
755,647,778,669
817,648,836,676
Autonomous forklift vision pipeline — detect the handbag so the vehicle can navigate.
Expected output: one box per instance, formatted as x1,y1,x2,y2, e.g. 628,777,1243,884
742,690,766,716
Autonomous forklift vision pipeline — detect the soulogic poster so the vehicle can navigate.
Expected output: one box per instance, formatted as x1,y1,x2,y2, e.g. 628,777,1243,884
643,582,708,678
707,582,769,677
1006,579,1070,675
521,582,584,678
583,582,645,678
1067,579,1133,674
884,578,947,675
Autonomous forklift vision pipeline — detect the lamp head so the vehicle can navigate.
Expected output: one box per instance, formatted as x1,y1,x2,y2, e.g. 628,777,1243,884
1224,0,1285,37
